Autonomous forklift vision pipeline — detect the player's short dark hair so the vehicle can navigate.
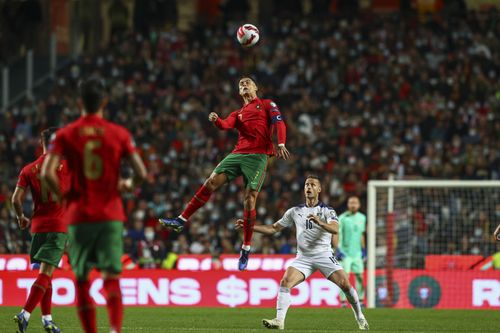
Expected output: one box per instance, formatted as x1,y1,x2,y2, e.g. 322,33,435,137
238,74,258,86
41,127,58,147
305,174,321,183
79,77,105,113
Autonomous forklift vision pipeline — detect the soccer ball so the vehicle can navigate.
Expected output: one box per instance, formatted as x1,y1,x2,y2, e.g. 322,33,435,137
236,24,260,47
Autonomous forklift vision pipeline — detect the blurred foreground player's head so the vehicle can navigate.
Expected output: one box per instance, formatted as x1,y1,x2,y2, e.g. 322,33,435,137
78,77,108,114
40,127,58,152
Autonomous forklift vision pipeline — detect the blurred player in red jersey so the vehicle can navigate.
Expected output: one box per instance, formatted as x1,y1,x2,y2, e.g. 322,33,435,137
159,76,290,270
12,127,68,333
42,78,147,333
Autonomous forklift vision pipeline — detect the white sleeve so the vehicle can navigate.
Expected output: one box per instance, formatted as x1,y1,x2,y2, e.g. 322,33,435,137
326,208,339,224
277,208,294,228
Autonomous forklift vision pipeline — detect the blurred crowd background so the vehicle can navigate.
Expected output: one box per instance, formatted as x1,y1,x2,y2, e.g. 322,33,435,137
0,0,499,269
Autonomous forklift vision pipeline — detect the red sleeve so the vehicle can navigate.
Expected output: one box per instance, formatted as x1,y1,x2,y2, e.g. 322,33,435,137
266,100,286,145
16,167,29,189
214,111,237,130
275,121,286,145
49,128,66,156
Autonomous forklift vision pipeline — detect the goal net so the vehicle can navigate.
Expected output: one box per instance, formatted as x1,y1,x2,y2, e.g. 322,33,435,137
366,180,500,309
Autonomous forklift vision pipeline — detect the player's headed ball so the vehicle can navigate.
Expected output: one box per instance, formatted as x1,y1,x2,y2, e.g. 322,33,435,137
237,24,260,47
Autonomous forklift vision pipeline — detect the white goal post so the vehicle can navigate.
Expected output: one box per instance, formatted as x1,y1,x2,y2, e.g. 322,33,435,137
366,179,500,308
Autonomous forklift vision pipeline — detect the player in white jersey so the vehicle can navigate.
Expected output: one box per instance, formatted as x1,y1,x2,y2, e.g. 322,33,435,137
235,175,369,330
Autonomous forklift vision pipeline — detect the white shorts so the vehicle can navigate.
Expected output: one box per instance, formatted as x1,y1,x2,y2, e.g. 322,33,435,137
290,252,343,279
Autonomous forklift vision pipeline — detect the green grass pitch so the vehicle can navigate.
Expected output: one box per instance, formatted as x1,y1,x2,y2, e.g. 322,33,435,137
2,306,499,332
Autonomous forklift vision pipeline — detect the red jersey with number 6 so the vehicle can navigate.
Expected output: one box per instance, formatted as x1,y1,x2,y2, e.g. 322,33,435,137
49,114,136,224
16,154,69,233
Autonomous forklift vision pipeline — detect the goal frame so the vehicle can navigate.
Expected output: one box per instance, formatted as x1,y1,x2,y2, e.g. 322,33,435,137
366,179,500,308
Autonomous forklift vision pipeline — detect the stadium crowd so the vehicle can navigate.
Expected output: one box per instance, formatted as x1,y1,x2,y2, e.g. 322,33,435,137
0,9,499,268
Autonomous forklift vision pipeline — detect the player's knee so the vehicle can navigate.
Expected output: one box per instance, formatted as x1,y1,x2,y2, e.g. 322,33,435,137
280,277,293,288
244,192,257,208
205,176,219,191
339,279,351,292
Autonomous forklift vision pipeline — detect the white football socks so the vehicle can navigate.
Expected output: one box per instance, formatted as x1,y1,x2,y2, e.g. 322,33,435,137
42,314,52,322
242,245,251,251
276,287,291,322
345,286,363,319
21,309,31,321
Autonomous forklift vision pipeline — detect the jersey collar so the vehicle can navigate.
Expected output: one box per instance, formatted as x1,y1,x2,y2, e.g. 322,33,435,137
245,97,261,106
300,201,325,208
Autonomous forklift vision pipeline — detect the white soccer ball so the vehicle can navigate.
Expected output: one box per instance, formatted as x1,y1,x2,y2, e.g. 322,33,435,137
236,24,260,47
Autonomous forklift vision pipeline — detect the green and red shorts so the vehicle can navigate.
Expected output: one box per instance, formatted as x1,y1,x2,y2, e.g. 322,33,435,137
213,153,268,192
30,232,67,267
68,221,123,280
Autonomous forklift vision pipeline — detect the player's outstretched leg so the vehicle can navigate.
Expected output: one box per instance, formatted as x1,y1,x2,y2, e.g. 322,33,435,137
159,173,226,232
41,282,61,333
329,270,369,330
262,286,290,329
76,280,97,333
14,272,52,333
263,267,304,330
239,209,256,270
239,188,258,270
103,278,123,333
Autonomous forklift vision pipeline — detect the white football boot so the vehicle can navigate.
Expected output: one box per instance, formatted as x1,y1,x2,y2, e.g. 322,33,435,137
357,316,369,330
262,318,284,330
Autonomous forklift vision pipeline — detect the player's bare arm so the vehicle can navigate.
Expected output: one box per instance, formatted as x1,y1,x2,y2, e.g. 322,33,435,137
234,218,284,235
41,153,62,199
118,152,148,192
307,214,338,234
494,224,500,241
331,232,339,249
11,186,30,229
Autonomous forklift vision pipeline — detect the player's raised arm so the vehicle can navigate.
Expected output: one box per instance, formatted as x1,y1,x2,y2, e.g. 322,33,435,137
210,111,237,130
267,100,290,160
234,219,285,235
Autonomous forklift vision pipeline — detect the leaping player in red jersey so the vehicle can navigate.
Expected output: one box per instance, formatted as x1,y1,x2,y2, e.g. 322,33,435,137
159,75,290,270
12,127,69,333
42,78,147,333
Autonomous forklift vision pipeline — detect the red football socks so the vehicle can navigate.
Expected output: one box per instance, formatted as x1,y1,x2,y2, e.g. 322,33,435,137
181,184,212,220
76,280,97,333
104,278,123,333
23,273,51,313
41,281,52,316
243,209,257,247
